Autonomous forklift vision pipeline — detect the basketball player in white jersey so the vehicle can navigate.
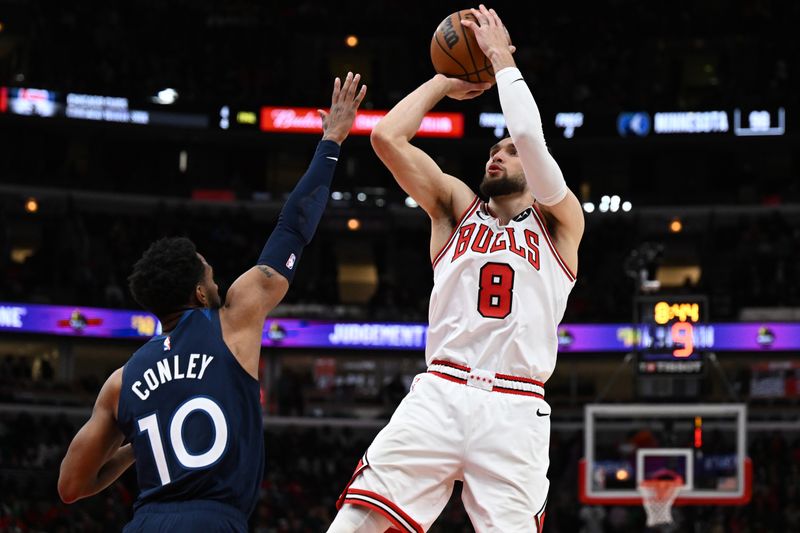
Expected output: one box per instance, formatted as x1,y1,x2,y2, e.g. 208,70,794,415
328,6,584,532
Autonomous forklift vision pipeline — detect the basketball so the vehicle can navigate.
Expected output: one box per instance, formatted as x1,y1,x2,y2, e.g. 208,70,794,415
430,10,507,84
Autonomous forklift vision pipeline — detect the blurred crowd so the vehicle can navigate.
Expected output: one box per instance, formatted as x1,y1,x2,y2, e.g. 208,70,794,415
2,199,798,323
3,1,796,111
1,412,798,532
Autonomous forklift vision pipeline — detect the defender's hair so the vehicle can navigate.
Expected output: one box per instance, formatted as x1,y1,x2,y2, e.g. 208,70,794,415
128,237,204,316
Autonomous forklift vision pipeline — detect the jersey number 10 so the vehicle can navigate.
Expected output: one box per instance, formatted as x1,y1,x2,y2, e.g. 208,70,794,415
478,262,515,319
137,396,229,486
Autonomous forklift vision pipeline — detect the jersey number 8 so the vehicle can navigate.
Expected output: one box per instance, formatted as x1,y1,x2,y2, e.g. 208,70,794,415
137,396,229,486
478,262,515,319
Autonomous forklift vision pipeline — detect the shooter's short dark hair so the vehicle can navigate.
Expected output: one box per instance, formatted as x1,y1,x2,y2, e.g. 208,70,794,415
128,237,204,316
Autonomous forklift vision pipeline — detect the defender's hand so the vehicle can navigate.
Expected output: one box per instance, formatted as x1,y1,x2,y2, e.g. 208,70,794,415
461,5,515,69
435,74,492,101
320,72,367,145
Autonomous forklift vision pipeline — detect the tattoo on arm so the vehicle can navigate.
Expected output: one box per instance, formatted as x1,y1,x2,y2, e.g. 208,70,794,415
257,265,275,278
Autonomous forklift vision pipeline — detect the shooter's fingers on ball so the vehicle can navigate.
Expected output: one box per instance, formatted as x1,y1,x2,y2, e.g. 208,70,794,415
477,5,494,26
460,18,477,30
468,8,488,27
488,7,503,26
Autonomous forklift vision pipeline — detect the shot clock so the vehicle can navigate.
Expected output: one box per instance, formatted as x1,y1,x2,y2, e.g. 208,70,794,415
635,296,710,375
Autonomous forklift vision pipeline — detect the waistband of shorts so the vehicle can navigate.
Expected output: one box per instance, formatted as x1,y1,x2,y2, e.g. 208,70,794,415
135,499,247,522
427,359,545,398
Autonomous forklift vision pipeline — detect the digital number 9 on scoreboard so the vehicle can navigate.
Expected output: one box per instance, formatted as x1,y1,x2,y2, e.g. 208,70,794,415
653,300,702,357
671,321,694,358
637,296,708,358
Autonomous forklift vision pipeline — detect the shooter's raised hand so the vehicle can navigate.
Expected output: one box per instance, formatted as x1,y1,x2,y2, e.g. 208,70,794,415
461,5,516,71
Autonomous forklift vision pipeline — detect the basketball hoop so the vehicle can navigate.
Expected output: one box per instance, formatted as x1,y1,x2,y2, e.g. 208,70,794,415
638,473,683,527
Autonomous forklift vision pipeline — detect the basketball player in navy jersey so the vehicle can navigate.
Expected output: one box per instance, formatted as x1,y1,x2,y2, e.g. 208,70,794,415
57,73,366,532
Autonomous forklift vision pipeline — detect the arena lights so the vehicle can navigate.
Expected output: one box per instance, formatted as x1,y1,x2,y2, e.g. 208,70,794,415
669,218,683,233
554,112,584,138
617,112,650,137
654,111,728,134
479,112,507,138
587,195,631,214
479,111,584,139
24,197,38,213
599,195,617,213
618,110,729,136
404,196,419,208
8,87,59,117
617,109,757,137
4,79,787,141
219,106,230,129
66,93,149,124
733,108,786,136
345,35,359,47
261,107,464,138
237,110,257,124
3,301,800,352
152,88,179,105
5,86,207,127
346,218,361,231
329,190,388,207
218,106,260,131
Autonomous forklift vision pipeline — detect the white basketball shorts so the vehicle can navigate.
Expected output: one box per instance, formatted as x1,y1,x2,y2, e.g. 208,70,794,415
336,367,551,532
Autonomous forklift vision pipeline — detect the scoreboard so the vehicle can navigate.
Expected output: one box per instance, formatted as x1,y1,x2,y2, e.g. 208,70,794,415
635,296,709,375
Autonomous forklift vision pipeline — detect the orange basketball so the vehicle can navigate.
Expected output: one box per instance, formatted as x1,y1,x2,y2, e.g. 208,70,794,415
430,10,507,84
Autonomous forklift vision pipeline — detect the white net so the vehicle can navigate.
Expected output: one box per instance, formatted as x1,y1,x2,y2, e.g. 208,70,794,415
638,478,683,527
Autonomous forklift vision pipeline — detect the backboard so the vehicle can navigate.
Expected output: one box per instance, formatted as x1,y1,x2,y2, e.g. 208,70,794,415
579,403,751,505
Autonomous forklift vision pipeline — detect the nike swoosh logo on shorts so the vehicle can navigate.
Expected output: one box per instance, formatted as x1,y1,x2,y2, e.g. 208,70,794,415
536,409,550,417
326,156,338,161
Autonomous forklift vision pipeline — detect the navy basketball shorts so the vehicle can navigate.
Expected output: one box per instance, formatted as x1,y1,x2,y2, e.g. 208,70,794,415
123,500,248,533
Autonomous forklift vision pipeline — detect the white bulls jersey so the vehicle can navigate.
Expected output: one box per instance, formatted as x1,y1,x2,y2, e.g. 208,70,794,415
426,196,576,383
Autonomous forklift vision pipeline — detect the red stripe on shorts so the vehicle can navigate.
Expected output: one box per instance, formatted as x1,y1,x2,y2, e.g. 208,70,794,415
343,489,423,533
495,372,545,388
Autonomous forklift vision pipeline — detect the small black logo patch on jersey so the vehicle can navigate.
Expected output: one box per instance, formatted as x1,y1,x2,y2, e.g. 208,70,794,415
513,208,532,222
536,408,550,417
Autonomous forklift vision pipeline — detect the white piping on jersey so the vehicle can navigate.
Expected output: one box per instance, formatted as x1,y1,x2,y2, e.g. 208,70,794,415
432,196,481,269
529,205,576,282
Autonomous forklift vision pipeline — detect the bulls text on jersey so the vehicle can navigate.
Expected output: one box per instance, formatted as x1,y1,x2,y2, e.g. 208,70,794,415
451,222,540,270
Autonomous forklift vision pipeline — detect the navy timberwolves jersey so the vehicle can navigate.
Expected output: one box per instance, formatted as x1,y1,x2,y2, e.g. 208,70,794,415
117,308,264,518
